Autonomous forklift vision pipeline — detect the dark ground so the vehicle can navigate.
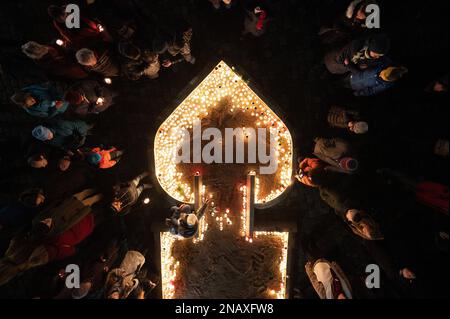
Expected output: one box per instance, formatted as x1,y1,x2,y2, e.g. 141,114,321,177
0,0,448,299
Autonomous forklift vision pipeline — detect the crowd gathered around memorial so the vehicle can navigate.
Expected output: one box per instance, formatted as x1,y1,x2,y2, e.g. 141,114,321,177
0,0,448,299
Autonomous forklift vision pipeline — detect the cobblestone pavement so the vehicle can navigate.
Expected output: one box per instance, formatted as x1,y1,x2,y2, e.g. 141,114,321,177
0,0,448,298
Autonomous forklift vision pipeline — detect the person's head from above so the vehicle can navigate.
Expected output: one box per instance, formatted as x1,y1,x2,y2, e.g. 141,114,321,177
64,90,84,106
76,49,98,67
346,209,383,240
71,282,93,300
28,154,49,169
152,34,170,54
21,41,49,60
19,188,45,208
32,218,53,240
86,152,102,166
11,92,37,109
32,126,54,142
433,81,448,92
119,41,141,61
185,214,198,228
367,34,391,59
111,200,122,213
48,5,68,24
339,157,359,172
348,121,369,134
355,1,377,21
379,66,409,82
58,156,71,172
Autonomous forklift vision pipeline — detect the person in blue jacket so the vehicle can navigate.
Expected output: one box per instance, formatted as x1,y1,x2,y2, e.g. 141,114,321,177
32,120,92,150
10,84,69,118
348,60,408,96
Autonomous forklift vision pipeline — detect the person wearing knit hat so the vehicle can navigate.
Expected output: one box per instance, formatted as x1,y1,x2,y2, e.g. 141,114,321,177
367,33,391,58
349,121,369,134
21,41,50,60
349,59,408,96
86,147,124,169
32,120,91,150
339,157,359,172
32,126,54,142
379,66,409,82
11,84,69,119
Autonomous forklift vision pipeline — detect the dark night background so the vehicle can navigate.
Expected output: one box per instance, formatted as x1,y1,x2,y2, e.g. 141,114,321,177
0,0,448,299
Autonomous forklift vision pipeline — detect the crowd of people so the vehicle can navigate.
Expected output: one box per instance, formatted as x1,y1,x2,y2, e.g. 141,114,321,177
0,0,448,299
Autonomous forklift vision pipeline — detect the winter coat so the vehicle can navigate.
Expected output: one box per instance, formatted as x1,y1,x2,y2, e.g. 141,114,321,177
31,194,93,237
44,213,95,261
298,158,326,187
305,259,353,299
43,120,91,150
244,10,268,37
112,182,140,214
33,46,88,80
416,182,449,215
69,80,115,115
350,58,395,96
85,45,120,77
120,48,161,81
105,251,145,299
53,17,112,50
313,137,352,168
319,186,352,216
22,84,68,118
90,148,119,169
167,29,194,62
325,37,380,74
327,106,362,129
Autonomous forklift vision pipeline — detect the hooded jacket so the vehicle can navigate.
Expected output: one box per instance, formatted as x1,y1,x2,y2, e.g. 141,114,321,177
43,120,91,150
22,84,68,118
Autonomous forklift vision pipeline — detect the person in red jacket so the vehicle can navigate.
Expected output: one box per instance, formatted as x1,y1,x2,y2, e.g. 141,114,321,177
47,5,112,50
86,147,124,169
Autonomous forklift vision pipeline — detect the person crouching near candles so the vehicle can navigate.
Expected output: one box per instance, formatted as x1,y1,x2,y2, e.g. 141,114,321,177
86,147,124,170
166,200,210,239
64,80,116,116
243,5,269,37
110,173,152,216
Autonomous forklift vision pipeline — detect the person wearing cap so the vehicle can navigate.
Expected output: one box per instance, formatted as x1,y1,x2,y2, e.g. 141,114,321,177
47,4,112,50
325,33,391,74
32,120,92,151
327,106,369,134
166,201,210,239
348,58,409,96
10,84,69,119
86,147,124,170
305,259,353,299
209,0,233,10
21,41,88,80
111,172,152,216
64,80,115,116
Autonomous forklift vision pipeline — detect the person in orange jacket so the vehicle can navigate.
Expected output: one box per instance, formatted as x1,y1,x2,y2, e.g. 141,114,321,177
86,147,124,169
296,158,327,188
